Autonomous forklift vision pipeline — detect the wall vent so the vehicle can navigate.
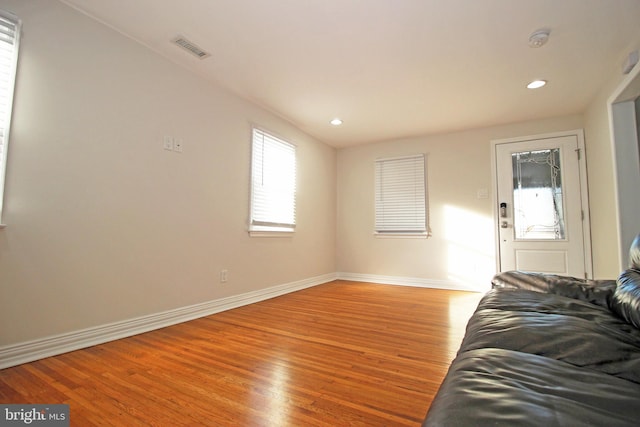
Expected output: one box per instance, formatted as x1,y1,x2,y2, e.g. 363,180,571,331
171,36,210,59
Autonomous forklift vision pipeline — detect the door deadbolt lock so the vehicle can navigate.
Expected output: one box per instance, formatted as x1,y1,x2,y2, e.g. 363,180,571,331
500,202,507,218
501,221,509,228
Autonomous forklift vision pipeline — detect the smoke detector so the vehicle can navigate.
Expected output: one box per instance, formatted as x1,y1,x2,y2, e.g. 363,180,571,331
528,29,550,48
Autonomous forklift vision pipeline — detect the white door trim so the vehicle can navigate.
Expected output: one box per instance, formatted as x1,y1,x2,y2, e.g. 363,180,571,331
608,61,640,270
490,129,593,278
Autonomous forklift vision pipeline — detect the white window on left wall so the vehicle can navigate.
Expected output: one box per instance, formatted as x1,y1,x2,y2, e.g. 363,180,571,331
249,127,297,235
0,11,20,227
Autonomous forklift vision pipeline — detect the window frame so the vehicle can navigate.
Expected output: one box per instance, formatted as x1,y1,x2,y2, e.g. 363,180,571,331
0,10,21,228
248,127,297,237
374,154,428,238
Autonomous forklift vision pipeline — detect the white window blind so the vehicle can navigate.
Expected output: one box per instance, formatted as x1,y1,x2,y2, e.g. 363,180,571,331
249,128,296,233
375,154,427,235
0,11,20,225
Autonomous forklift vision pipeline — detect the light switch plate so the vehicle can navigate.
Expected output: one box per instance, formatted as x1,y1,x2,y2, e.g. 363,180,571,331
163,136,174,151
477,188,489,199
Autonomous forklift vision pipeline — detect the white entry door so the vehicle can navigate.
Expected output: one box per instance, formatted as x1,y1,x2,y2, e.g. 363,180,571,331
495,134,588,277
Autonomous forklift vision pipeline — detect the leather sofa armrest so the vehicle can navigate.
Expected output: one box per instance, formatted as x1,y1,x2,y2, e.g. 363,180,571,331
492,271,616,309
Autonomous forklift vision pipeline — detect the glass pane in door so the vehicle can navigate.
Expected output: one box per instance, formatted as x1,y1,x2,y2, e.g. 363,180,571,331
512,149,565,240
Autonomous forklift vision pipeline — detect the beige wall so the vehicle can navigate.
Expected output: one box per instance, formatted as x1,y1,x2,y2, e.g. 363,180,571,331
0,0,336,346
337,116,584,291
1,0,636,352
583,76,624,277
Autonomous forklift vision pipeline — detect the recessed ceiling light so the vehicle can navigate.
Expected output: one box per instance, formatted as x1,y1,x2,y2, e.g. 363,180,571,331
330,118,343,126
527,80,547,89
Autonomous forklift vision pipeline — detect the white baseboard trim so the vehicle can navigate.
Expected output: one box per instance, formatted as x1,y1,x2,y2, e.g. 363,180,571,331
337,272,484,292
0,273,337,370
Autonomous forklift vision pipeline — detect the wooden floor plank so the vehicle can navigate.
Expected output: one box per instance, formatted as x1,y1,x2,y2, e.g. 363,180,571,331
0,280,482,426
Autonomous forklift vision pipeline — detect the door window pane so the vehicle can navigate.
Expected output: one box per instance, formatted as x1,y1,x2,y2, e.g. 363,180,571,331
512,149,565,240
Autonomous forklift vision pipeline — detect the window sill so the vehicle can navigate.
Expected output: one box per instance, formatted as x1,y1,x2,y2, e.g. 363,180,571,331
374,232,429,239
249,229,294,238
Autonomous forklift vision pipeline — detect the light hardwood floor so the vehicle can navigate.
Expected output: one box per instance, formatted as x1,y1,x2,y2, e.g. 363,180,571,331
0,280,483,426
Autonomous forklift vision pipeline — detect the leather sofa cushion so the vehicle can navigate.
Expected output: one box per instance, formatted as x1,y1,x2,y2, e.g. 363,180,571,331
611,268,640,329
423,348,640,427
629,234,640,269
491,270,616,308
461,288,640,384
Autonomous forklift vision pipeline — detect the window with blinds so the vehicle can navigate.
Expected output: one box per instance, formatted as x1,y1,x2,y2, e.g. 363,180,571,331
375,154,427,236
249,128,296,234
0,11,20,226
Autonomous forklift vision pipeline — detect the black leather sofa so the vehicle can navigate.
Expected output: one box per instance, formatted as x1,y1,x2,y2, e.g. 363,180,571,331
423,235,640,426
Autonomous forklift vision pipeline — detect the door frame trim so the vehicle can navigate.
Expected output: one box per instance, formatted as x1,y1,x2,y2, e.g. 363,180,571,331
608,61,640,271
490,129,593,278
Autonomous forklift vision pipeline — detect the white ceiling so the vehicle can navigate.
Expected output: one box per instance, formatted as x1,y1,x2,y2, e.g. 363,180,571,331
60,0,640,148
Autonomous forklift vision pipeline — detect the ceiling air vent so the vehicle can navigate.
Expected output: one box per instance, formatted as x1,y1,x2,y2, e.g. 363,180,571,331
171,36,210,59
